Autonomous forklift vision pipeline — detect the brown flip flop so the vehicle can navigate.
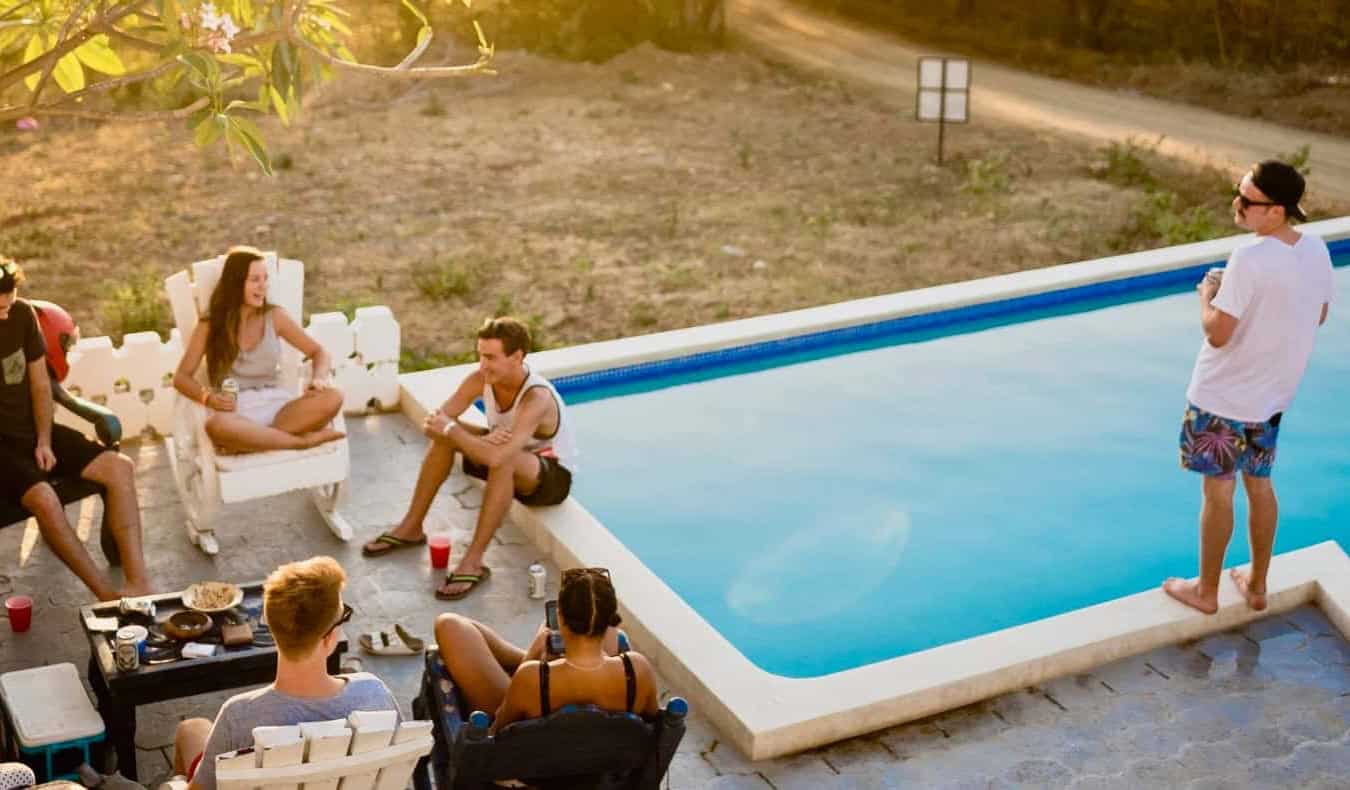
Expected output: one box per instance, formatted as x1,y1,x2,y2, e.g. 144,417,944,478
362,531,427,557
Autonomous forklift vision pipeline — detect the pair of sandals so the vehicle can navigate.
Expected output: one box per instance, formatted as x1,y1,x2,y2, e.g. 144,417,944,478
362,531,492,601
359,623,426,657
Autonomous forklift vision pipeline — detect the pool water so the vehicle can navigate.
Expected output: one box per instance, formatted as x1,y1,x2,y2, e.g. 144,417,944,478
566,253,1349,678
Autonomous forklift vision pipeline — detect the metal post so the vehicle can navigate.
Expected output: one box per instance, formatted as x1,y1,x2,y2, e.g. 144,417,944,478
937,59,947,165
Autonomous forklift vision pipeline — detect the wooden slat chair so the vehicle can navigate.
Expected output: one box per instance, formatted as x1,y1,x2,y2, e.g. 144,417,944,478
0,380,122,566
413,650,687,790
160,712,432,790
162,252,354,556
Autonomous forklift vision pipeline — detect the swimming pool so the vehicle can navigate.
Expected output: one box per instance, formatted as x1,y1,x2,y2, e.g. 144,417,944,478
401,218,1350,758
561,243,1350,678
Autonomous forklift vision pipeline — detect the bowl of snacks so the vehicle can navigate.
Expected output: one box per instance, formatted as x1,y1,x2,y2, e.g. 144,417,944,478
182,581,244,614
164,610,213,640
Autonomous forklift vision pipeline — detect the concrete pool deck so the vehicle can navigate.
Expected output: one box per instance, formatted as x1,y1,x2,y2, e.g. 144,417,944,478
399,217,1350,760
1,415,1345,787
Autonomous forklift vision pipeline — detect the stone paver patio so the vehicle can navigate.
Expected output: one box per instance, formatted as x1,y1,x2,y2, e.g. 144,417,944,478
0,414,1346,788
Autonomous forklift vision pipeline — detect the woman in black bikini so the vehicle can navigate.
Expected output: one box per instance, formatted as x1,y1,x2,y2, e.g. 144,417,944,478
432,567,659,730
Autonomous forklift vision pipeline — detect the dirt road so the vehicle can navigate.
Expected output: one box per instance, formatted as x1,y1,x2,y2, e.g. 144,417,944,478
729,0,1350,205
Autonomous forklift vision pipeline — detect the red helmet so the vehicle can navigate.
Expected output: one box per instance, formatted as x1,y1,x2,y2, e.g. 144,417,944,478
29,300,78,382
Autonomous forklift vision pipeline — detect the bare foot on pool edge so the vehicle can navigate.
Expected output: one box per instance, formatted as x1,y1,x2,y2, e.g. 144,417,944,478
301,428,345,448
1229,568,1267,611
1162,577,1218,614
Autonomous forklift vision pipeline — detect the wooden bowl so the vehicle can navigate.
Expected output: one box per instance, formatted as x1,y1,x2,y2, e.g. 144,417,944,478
164,610,212,641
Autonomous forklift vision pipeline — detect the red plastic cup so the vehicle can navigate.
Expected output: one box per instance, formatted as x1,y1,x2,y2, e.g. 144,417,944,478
5,595,32,633
428,535,452,570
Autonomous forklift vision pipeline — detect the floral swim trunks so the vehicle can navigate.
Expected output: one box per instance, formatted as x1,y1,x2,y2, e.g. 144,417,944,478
1179,403,1282,479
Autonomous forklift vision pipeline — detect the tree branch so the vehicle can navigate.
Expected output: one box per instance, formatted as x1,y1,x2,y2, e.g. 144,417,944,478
0,95,207,123
29,0,101,109
97,24,161,52
0,0,149,95
291,29,493,78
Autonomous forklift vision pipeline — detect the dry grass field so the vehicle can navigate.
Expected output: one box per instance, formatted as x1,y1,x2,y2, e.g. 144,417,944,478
4,43,1341,368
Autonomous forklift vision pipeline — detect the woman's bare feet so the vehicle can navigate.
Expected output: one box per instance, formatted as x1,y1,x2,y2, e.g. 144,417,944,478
300,428,345,448
1162,577,1218,614
1228,568,1267,611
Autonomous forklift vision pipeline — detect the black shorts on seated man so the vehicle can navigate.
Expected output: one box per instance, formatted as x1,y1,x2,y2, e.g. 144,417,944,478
363,316,579,601
0,257,152,601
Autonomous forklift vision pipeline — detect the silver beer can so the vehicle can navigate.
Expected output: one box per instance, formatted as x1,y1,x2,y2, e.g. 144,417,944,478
528,562,547,599
119,597,156,619
115,626,140,671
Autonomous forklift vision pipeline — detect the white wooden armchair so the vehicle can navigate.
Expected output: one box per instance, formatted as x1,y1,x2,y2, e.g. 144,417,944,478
159,712,433,790
163,252,354,556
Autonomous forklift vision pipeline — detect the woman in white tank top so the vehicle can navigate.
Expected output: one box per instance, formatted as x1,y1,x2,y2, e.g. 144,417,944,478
171,246,345,453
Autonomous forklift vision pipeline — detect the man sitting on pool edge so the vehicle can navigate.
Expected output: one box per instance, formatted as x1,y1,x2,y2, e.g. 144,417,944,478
363,316,578,600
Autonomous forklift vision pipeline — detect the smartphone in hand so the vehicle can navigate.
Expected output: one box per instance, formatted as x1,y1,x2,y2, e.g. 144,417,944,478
545,599,565,657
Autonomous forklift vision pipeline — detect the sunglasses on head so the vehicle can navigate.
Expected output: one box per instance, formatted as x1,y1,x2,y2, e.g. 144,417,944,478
325,602,353,637
1232,184,1279,210
562,567,611,583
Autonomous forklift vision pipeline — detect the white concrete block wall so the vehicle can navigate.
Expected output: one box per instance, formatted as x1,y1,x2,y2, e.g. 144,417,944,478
56,309,401,442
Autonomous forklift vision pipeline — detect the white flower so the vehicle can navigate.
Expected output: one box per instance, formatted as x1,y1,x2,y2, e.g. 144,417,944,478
218,13,239,39
199,2,222,30
199,3,238,53
206,29,233,54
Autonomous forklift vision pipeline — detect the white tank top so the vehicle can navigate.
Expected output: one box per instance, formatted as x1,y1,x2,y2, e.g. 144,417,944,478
482,367,578,472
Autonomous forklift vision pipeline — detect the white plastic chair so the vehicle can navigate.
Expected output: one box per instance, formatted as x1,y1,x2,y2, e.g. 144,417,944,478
159,712,433,790
163,253,353,555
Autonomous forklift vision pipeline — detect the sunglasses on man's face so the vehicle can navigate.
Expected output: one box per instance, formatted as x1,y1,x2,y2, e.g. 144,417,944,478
1232,185,1279,210
325,602,353,637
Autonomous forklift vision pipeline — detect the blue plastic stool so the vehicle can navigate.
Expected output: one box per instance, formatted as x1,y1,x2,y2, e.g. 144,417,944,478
0,664,106,782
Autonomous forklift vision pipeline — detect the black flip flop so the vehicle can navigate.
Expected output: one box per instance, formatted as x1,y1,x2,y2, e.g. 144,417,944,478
362,531,427,557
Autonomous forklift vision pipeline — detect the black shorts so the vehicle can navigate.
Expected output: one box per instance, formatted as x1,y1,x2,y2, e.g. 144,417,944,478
0,424,107,504
462,452,573,507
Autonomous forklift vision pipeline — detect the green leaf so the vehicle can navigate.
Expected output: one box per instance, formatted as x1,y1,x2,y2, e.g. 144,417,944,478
400,0,428,28
216,53,262,68
270,41,291,97
21,29,45,91
225,98,266,113
227,115,273,176
194,112,225,146
73,34,125,75
268,84,289,125
185,104,212,132
52,51,85,93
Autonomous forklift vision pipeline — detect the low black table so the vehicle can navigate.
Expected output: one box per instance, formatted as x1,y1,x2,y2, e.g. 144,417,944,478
79,583,346,780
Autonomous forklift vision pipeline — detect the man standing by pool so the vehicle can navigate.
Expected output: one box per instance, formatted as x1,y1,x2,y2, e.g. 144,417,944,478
1164,160,1334,615
363,317,577,600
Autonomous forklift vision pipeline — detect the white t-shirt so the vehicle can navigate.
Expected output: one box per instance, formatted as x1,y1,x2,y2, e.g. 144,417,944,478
1186,233,1335,422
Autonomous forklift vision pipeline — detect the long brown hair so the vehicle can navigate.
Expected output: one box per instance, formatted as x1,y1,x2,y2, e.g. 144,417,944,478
204,246,270,387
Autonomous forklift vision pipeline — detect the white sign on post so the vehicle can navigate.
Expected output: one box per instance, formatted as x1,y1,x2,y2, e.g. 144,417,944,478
915,56,971,163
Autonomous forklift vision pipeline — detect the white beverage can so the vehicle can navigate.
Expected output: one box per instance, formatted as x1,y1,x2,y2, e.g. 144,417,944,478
115,626,140,671
528,562,547,599
221,378,240,397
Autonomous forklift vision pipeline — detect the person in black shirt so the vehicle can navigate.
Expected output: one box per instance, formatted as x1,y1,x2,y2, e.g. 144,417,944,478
0,258,151,601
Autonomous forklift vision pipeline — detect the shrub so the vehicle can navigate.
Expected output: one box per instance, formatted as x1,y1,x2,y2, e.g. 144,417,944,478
102,271,169,340
961,152,1014,195
412,256,481,300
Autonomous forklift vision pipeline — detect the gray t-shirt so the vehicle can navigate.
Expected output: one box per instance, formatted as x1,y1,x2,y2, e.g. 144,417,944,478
193,673,398,790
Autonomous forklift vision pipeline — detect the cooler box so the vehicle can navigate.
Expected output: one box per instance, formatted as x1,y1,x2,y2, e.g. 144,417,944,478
0,663,105,782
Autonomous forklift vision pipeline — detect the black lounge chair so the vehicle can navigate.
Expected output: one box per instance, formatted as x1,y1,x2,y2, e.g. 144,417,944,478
0,381,123,566
413,647,688,790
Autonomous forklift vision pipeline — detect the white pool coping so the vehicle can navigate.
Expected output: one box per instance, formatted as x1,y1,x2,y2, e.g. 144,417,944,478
400,216,1350,759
